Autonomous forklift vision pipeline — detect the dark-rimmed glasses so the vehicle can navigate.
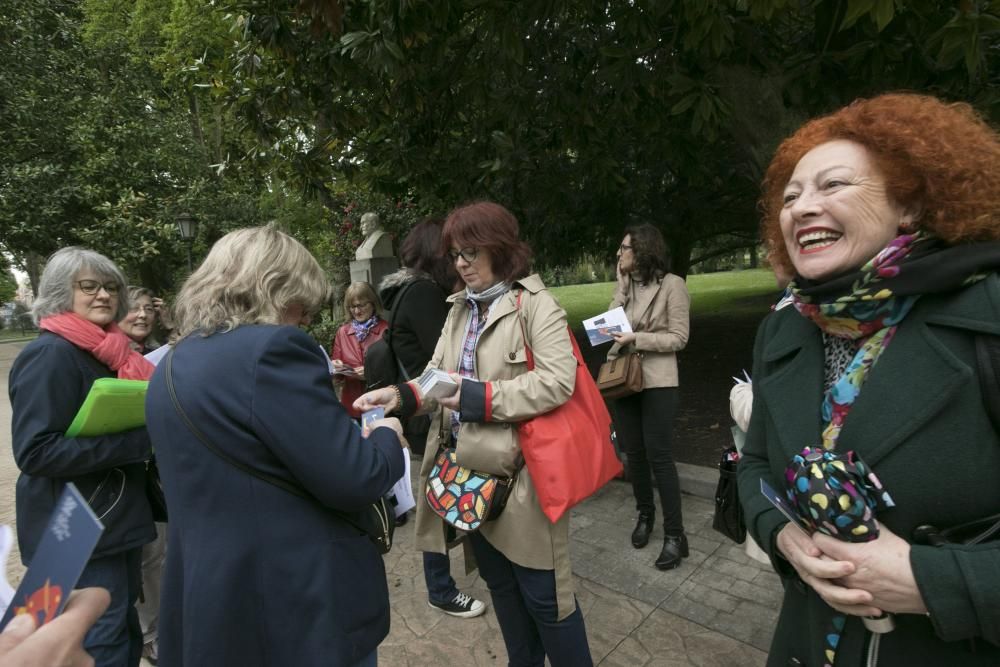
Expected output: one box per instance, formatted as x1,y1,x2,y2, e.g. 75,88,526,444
75,280,119,296
349,302,373,312
447,247,479,263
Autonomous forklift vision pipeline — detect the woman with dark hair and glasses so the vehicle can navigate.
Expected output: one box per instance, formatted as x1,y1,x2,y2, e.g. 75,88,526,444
9,247,157,666
356,201,594,666
375,217,487,617
331,281,388,420
609,224,691,570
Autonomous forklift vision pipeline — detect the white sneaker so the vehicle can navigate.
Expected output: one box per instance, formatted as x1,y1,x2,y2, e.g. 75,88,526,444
428,591,487,618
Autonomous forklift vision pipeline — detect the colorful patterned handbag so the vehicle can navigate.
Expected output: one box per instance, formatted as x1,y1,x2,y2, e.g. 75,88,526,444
425,447,516,532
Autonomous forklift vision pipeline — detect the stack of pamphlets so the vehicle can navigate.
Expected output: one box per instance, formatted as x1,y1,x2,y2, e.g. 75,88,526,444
417,368,459,399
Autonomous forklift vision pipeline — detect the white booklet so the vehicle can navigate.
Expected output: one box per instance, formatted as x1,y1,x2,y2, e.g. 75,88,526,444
417,368,459,399
582,306,633,346
388,448,415,518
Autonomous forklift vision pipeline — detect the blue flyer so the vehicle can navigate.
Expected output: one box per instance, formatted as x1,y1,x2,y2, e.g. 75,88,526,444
759,479,810,535
0,483,104,631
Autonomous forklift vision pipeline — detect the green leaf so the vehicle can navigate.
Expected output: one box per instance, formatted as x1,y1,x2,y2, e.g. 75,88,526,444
873,0,895,32
840,0,876,30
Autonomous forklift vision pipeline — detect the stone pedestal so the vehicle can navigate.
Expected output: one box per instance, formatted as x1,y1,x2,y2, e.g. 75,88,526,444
350,256,399,289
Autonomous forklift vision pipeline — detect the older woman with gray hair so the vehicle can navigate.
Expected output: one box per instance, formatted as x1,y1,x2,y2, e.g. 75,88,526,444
9,247,157,666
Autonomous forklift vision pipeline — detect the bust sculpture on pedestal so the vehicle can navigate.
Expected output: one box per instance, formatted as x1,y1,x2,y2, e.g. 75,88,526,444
350,212,398,287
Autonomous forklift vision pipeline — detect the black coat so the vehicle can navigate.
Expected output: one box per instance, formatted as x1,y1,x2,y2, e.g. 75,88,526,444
379,271,450,453
9,332,155,563
146,325,405,666
378,270,450,379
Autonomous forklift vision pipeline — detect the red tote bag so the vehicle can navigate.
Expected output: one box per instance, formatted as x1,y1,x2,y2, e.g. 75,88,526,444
515,293,623,523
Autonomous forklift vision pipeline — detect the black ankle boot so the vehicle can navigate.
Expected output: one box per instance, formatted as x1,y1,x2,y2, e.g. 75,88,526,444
631,513,655,548
654,533,689,570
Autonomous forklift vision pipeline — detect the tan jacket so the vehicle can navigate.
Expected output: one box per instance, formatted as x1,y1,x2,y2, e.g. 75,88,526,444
413,274,579,618
607,273,690,388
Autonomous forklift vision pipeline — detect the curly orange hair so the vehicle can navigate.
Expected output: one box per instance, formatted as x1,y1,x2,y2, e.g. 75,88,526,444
761,93,1000,277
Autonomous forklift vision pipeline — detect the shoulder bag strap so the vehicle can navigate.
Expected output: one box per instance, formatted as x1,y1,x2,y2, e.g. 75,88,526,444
164,346,368,532
514,290,535,370
630,277,665,333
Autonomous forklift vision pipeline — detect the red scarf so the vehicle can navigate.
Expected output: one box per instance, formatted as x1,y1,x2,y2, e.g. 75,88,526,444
39,312,155,380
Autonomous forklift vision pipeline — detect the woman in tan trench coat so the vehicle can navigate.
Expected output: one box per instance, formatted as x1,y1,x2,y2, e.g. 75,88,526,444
356,201,593,666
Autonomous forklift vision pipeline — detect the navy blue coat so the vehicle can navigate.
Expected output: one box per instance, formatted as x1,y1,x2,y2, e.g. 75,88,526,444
146,325,405,667
9,332,154,563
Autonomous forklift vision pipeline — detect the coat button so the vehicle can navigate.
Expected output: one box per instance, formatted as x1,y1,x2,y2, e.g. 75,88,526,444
508,352,516,360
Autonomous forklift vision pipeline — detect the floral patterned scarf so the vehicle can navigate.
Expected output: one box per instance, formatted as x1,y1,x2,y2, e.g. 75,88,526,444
350,314,381,342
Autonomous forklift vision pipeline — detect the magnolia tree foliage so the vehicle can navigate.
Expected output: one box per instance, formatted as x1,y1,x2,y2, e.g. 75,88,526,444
224,0,1000,274
2,0,998,288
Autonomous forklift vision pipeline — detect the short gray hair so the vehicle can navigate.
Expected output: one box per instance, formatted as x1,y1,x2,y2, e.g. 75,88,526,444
32,247,130,324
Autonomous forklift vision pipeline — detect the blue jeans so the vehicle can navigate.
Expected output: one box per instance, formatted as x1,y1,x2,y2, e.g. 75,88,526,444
468,533,592,667
75,548,144,667
423,551,459,604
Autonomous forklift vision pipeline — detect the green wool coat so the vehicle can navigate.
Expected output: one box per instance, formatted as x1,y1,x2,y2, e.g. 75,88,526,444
739,274,1000,666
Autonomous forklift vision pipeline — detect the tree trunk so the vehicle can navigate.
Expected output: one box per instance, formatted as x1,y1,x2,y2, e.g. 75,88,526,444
667,234,693,280
25,251,42,297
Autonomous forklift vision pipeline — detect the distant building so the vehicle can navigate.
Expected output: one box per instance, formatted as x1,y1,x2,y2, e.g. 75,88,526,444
15,281,33,308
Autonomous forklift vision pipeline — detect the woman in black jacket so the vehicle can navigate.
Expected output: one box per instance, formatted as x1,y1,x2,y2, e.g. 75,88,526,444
10,247,156,667
375,218,487,619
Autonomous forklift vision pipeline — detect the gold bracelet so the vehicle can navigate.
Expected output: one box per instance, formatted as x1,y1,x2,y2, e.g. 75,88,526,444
391,384,403,414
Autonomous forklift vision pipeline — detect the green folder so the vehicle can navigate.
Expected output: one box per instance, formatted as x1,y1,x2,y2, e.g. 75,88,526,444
65,378,149,437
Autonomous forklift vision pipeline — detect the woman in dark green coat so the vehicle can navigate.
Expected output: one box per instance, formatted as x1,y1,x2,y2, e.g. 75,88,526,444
739,93,1000,666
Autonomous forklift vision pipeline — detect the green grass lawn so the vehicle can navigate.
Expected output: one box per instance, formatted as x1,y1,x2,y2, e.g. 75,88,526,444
0,328,37,342
550,268,779,327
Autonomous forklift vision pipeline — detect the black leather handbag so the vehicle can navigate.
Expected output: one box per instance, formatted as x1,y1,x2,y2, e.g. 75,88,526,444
711,445,746,543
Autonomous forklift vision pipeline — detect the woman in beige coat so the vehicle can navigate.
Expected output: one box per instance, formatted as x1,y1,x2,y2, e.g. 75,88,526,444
356,201,593,666
608,224,690,570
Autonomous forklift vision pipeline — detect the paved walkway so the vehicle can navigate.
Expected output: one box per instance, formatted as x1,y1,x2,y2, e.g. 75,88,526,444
0,342,781,665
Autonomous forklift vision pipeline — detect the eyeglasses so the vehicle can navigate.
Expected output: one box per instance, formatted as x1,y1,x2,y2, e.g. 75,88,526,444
75,280,119,296
447,247,479,263
619,243,633,252
129,305,156,315
349,302,372,312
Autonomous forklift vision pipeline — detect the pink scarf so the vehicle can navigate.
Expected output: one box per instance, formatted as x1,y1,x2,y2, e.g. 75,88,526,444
39,313,155,380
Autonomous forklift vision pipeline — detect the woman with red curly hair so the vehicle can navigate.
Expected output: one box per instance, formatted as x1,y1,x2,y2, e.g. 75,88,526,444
739,93,1000,666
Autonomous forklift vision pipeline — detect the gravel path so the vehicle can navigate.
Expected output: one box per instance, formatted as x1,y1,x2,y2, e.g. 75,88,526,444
0,342,27,588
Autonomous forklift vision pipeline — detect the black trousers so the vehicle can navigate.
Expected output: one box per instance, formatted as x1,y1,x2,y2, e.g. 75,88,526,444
613,386,684,534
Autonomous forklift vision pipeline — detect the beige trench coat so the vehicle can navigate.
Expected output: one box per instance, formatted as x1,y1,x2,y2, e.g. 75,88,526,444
607,273,690,388
412,274,579,619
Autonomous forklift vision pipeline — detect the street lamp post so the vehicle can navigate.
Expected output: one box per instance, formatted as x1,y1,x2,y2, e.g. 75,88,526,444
175,212,198,272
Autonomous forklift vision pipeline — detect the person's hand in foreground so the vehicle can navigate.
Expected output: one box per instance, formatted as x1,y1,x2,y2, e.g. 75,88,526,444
813,522,927,615
436,374,464,411
0,587,110,667
354,387,400,414
775,522,882,618
364,417,409,449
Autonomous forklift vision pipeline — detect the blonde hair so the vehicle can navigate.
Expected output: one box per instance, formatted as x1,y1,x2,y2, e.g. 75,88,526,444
342,281,382,321
173,226,331,337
